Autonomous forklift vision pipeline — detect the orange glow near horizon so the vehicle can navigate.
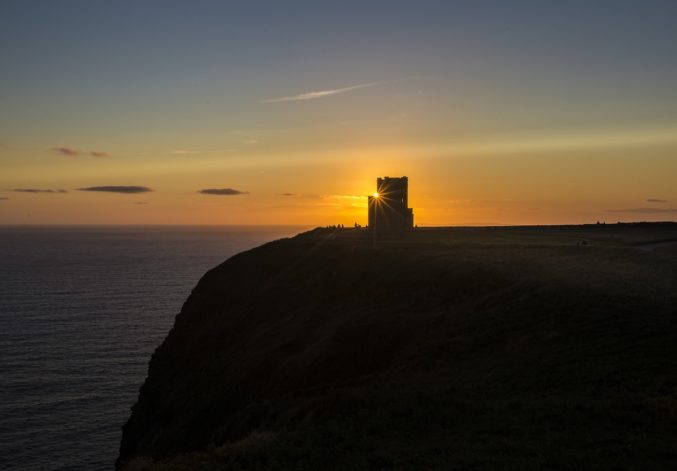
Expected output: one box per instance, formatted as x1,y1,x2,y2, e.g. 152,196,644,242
2,140,677,227
2,81,677,228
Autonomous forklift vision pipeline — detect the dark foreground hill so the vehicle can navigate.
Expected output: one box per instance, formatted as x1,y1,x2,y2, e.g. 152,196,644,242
119,224,677,470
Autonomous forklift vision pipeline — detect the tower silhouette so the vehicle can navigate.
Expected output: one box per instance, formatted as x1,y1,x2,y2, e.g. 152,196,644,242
368,176,414,232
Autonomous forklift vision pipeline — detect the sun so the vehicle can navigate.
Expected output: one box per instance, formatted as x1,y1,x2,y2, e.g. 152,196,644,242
373,192,379,198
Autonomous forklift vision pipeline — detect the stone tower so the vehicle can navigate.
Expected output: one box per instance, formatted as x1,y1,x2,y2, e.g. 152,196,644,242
368,176,414,232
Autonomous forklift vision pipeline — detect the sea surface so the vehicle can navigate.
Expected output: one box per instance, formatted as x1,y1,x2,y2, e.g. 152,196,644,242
0,225,308,470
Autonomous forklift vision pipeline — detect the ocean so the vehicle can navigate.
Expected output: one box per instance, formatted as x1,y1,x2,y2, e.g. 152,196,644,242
0,225,308,470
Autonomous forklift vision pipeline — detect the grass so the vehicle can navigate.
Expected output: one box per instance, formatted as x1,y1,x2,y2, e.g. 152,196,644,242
119,223,677,470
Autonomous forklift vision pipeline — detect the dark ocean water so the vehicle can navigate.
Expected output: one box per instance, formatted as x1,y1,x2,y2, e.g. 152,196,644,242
0,225,308,471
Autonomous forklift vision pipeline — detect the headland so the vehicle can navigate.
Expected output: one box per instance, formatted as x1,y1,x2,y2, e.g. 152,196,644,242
119,223,677,470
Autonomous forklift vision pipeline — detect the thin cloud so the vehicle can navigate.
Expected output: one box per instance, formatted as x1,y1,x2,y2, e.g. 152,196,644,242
605,207,677,214
647,198,668,203
264,82,381,103
172,150,202,155
172,149,235,155
13,188,67,193
131,201,148,205
78,186,153,194
199,188,249,196
400,123,677,158
0,197,9,200
279,193,298,197
51,147,80,156
51,147,110,157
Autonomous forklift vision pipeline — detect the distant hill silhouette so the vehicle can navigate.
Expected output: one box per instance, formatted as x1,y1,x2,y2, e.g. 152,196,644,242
119,224,677,470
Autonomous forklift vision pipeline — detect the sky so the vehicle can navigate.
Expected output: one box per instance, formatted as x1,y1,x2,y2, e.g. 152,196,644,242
1,0,676,226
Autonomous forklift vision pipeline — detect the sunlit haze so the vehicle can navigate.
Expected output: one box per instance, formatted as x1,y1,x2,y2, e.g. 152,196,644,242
2,0,676,225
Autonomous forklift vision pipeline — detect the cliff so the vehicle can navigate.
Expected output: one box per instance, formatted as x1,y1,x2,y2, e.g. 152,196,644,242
119,225,677,470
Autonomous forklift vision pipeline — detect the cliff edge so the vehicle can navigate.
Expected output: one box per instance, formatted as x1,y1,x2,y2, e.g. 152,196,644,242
118,226,677,470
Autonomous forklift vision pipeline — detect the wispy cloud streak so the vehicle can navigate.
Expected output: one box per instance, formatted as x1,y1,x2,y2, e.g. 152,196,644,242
51,147,110,157
199,188,248,195
13,188,67,193
264,82,380,103
172,150,202,155
78,186,152,194
407,124,677,157
51,147,80,156
172,149,234,155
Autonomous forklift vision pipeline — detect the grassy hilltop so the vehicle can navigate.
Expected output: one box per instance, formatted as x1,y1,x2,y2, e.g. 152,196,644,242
119,224,677,470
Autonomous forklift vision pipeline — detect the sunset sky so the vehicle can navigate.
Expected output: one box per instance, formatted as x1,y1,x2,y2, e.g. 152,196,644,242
1,0,676,225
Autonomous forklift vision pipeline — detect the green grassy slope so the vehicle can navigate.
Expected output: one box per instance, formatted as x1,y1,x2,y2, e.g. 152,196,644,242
119,224,677,470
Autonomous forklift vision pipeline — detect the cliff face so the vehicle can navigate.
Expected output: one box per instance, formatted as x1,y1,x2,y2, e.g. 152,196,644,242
118,227,677,470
